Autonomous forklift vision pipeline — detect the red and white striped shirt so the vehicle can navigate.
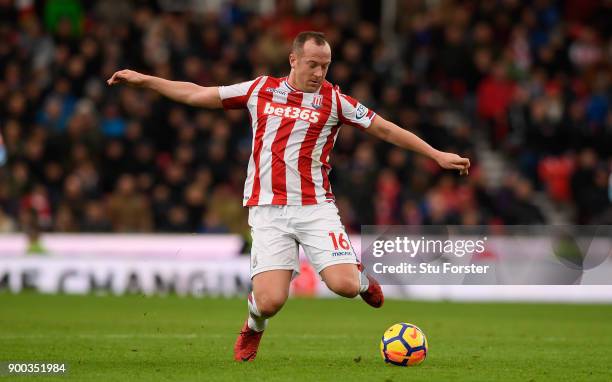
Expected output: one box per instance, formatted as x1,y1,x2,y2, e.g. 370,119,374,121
219,76,376,206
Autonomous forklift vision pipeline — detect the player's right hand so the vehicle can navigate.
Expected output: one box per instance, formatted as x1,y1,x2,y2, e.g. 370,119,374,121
107,69,147,87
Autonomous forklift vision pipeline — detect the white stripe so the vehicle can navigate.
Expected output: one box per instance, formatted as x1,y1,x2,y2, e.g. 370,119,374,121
243,77,268,204
284,94,313,204
218,78,256,100
339,94,374,129
310,90,337,203
257,89,288,205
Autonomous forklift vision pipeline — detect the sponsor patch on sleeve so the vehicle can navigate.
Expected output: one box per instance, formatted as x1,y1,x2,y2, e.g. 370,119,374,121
355,103,367,119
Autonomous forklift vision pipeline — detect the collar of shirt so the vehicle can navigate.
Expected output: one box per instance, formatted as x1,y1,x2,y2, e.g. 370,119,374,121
281,78,321,94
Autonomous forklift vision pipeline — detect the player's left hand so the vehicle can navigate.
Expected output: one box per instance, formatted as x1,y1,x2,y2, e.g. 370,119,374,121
434,151,470,176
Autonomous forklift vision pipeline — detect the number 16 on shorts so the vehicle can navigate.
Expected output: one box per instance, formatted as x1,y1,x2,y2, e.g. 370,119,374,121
329,232,350,250
328,231,356,259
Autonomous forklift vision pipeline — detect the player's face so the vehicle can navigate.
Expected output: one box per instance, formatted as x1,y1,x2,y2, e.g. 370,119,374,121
290,40,331,93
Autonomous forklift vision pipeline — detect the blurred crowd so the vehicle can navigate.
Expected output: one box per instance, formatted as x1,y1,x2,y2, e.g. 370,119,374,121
0,0,610,236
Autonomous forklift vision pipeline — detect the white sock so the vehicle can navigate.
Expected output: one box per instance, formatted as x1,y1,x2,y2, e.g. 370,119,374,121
247,292,268,332
359,269,370,293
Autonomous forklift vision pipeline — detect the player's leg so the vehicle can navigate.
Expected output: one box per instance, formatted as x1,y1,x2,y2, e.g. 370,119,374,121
249,269,293,329
319,262,384,308
234,206,300,361
234,269,292,362
318,263,360,297
295,202,384,307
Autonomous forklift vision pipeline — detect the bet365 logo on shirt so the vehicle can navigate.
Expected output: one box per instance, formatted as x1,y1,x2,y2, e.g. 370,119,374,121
263,102,320,123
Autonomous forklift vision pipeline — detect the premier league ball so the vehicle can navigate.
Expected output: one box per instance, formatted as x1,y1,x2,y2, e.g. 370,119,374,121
380,323,428,366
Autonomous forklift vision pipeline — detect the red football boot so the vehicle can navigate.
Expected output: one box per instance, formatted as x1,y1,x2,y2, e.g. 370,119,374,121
233,319,264,361
357,264,384,308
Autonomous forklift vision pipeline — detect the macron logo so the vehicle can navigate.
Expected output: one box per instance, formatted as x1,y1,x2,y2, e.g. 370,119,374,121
265,87,288,96
263,102,320,123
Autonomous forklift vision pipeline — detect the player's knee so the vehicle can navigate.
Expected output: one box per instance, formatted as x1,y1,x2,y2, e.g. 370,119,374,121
326,276,360,298
255,292,287,318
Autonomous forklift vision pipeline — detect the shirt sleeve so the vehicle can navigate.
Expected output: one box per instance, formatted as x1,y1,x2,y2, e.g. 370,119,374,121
218,77,262,110
337,92,376,129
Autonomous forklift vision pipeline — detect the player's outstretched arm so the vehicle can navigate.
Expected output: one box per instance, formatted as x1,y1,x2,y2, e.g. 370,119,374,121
106,69,222,109
367,115,470,175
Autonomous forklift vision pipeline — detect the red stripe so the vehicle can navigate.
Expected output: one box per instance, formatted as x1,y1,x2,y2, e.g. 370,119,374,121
320,128,341,200
298,85,333,205
221,96,244,109
246,77,277,206
343,94,358,106
320,89,344,200
335,86,344,122
271,92,304,204
246,77,263,99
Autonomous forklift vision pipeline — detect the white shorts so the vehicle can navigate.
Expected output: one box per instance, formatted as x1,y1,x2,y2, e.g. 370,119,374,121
248,202,359,278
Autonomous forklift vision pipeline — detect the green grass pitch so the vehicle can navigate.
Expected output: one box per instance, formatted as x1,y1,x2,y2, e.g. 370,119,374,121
1,293,611,381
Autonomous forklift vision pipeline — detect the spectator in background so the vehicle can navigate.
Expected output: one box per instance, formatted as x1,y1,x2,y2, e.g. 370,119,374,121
81,200,112,232
0,206,16,232
503,176,546,224
0,0,609,233
107,174,152,232
477,61,516,146
538,154,575,204
571,148,599,223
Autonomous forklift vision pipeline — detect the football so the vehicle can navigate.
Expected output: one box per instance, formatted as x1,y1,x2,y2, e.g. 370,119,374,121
380,323,428,366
